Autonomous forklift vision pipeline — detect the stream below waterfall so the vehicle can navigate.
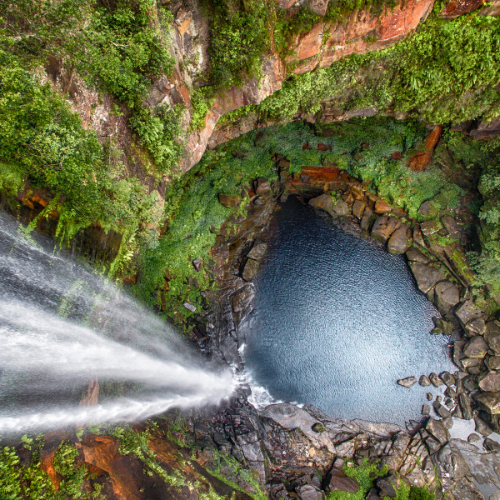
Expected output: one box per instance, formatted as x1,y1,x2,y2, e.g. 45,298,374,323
243,196,455,425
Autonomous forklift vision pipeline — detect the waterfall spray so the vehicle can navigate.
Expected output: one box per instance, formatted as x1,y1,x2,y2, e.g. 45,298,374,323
0,213,235,434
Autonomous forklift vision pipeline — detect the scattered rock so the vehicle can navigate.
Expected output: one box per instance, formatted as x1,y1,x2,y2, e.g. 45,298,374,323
483,438,500,453
397,376,417,388
426,393,433,401
434,281,460,315
422,405,431,416
433,402,452,419
468,433,481,443
408,262,445,294
440,372,455,387
387,226,410,254
218,193,241,207
475,417,493,437
183,302,197,312
419,375,431,387
429,372,444,387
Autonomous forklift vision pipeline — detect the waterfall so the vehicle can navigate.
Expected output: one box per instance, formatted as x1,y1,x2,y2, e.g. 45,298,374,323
0,213,234,434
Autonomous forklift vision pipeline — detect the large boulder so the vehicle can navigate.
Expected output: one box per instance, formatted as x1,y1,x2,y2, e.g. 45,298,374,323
426,418,450,445
309,194,349,218
463,336,489,359
247,241,268,261
434,281,460,315
371,216,399,243
387,226,410,254
408,262,445,294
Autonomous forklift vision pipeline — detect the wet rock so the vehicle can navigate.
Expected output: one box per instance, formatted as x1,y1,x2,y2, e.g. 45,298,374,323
183,302,197,312
374,199,391,214
232,283,255,323
440,372,455,387
326,468,360,494
459,393,473,420
463,336,489,358
468,433,481,443
485,321,500,354
406,247,430,264
419,375,431,386
397,376,417,388
420,220,444,237
455,300,484,328
360,206,374,231
431,318,454,335
352,199,366,220
483,438,500,453
479,371,500,392
426,418,450,445
242,258,260,281
387,226,410,254
296,484,324,500
429,372,444,387
464,317,486,337
376,478,396,498
422,405,431,416
371,216,399,243
218,193,241,207
309,194,349,218
408,262,445,294
434,281,460,315
247,241,268,261
475,417,493,437
254,177,270,195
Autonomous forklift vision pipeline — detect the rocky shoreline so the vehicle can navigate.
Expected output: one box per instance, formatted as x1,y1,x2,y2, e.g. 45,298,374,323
187,156,500,499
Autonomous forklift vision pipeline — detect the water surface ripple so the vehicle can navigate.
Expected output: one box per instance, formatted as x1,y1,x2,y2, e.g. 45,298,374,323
244,196,454,425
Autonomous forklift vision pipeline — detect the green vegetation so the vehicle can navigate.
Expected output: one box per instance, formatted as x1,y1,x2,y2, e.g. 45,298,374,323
258,15,500,124
0,437,102,499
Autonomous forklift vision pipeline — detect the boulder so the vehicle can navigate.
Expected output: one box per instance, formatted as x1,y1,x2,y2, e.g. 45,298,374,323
309,194,349,218
183,302,196,312
429,372,444,387
360,207,374,230
376,478,396,498
455,300,484,328
475,392,500,415
326,468,360,494
408,262,445,294
434,281,460,315
406,247,430,264
465,317,486,337
387,226,410,254
485,321,500,354
397,376,417,388
441,215,462,239
459,393,473,420
463,336,489,359
371,216,399,243
242,258,260,281
296,484,324,500
218,193,241,207
422,405,431,416
483,438,500,453
487,356,500,371
419,375,431,386
468,433,481,443
367,489,382,500
475,417,493,437
254,177,270,195
433,402,451,419
479,371,500,392
420,220,444,236
374,199,391,214
352,199,366,220
247,241,268,261
440,372,455,387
